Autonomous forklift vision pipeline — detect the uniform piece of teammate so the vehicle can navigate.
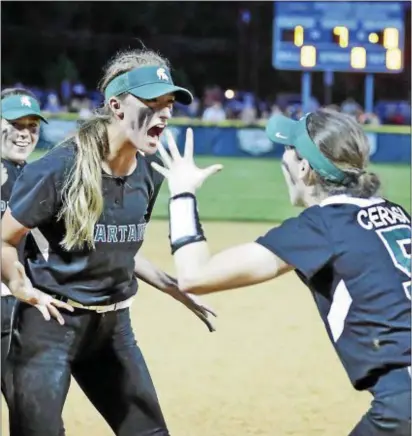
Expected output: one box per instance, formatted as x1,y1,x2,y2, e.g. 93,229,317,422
153,109,411,436
1,49,215,436
1,87,47,403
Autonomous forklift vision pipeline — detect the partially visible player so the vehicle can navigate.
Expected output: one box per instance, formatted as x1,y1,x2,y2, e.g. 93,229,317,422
153,109,411,435
1,87,47,402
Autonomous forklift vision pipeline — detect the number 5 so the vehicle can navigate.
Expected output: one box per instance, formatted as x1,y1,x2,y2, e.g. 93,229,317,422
378,225,411,300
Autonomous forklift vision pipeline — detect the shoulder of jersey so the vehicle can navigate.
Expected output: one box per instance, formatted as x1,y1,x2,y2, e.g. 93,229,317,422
30,140,77,173
299,204,324,219
1,157,21,170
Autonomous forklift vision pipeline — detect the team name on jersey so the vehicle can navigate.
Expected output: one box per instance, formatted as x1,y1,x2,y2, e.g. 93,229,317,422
357,205,410,230
94,223,147,243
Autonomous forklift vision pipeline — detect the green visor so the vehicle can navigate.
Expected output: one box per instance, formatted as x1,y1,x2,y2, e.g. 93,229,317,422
104,66,193,105
1,95,48,123
266,114,348,184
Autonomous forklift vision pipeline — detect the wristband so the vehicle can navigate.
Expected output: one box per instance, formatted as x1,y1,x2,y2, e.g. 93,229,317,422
168,192,206,254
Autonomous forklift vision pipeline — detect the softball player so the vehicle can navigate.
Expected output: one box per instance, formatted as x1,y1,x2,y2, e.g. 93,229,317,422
1,49,215,436
153,109,411,435
1,87,47,402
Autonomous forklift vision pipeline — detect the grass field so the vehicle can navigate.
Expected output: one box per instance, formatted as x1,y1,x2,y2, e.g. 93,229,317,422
29,150,410,222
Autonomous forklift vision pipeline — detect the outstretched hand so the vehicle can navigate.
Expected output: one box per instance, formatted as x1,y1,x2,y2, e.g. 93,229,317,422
151,128,223,196
8,262,74,325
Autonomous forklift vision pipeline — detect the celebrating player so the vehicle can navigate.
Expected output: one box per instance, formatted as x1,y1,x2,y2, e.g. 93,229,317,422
1,87,47,403
1,49,215,436
153,109,411,436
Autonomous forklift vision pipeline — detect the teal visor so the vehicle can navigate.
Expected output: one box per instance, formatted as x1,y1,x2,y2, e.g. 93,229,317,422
266,114,348,184
1,95,47,123
104,66,193,105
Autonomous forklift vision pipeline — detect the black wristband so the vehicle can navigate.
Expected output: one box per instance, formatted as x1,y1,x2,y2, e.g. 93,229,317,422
168,192,206,254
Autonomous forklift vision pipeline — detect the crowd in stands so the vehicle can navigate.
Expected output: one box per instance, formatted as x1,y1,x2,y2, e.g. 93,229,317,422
5,81,411,126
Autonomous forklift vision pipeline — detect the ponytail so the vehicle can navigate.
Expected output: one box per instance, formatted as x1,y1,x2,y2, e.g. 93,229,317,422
58,112,110,250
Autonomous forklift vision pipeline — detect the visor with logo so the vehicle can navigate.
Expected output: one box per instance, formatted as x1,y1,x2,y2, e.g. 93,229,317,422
1,95,48,123
104,66,193,105
266,114,349,184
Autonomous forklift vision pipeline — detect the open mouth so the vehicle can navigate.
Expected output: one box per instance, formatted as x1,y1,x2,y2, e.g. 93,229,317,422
147,125,165,139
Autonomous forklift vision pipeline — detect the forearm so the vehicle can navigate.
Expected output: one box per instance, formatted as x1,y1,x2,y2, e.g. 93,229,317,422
168,194,291,295
173,241,211,292
1,208,30,287
1,242,22,287
134,253,176,292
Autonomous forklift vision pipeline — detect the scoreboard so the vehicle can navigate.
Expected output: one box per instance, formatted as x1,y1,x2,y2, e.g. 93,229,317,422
273,1,405,73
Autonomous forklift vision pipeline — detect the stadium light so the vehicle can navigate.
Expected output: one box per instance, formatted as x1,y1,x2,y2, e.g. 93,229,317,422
225,89,235,99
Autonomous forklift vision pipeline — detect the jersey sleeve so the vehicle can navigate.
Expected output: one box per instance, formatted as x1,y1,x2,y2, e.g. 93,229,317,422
144,153,164,223
8,146,73,229
255,206,334,279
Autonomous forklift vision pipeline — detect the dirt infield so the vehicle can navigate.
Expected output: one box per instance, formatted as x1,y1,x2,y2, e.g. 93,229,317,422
1,221,370,436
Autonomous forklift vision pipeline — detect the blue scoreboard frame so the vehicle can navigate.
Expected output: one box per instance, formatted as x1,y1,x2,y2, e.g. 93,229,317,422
273,1,405,74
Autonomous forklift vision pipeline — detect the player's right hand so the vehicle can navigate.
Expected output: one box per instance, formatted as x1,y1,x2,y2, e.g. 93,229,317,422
8,261,74,325
152,128,223,197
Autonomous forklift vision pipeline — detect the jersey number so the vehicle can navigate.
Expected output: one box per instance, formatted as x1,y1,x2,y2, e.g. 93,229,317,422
378,225,411,300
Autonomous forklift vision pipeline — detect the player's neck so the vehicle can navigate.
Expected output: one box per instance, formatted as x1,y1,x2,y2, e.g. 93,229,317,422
104,124,137,177
2,155,26,166
302,190,328,208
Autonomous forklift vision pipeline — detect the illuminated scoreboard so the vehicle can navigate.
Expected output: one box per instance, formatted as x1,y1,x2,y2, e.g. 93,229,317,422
273,1,405,73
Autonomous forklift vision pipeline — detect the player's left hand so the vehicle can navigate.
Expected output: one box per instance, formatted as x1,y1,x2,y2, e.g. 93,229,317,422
164,286,217,332
151,128,223,196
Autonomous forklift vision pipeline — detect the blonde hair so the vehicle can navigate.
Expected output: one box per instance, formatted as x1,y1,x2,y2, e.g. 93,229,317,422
58,48,169,250
306,109,381,198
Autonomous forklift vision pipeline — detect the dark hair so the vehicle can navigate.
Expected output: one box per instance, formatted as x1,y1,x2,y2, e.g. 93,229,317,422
1,87,37,100
306,108,381,198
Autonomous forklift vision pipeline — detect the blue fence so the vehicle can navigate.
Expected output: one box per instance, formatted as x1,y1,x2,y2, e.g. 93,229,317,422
39,119,411,164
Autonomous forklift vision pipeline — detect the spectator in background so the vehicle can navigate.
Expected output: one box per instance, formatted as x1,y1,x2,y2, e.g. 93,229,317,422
202,101,226,122
240,93,257,124
386,108,405,125
69,83,93,119
259,103,283,120
187,97,200,118
202,85,226,122
326,104,341,112
174,97,200,119
43,92,63,114
341,97,361,116
60,79,72,107
357,111,381,126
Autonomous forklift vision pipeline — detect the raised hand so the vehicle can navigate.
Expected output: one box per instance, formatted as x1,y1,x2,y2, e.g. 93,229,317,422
8,261,74,325
151,128,223,196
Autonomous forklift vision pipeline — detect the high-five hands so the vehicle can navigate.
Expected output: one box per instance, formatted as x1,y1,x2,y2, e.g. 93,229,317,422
8,262,74,325
151,128,223,196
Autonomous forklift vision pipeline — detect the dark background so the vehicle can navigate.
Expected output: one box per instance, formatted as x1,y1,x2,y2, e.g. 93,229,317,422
2,1,411,104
